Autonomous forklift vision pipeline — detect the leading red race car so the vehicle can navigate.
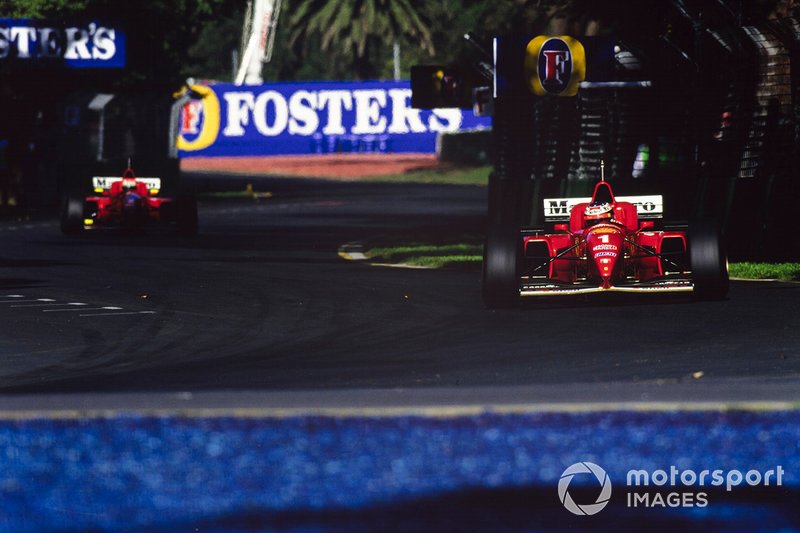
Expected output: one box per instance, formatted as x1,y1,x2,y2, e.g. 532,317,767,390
482,179,729,307
60,165,197,235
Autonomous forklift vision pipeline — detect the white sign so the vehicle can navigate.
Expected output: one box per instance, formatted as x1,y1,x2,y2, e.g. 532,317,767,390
543,195,664,220
0,20,124,67
92,177,161,191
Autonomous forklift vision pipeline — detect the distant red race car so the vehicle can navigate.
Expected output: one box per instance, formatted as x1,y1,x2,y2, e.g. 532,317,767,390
60,166,197,235
482,180,729,307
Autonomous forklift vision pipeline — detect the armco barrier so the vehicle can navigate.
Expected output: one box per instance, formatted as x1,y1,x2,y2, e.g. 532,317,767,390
177,81,491,159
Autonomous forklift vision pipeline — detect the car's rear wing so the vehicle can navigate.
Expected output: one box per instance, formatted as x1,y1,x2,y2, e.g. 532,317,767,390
92,176,162,194
543,195,663,222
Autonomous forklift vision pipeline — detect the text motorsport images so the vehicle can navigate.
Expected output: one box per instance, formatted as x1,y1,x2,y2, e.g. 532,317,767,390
557,461,786,516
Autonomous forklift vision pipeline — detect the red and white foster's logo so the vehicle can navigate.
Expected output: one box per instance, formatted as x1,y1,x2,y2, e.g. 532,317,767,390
539,38,572,93
181,100,204,136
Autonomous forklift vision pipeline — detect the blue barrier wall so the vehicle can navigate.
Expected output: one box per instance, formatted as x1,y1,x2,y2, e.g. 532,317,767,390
177,81,491,158
1,411,798,531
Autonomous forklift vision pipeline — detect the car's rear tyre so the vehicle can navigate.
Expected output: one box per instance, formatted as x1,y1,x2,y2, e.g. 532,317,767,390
689,220,729,300
60,195,85,235
482,224,520,308
176,195,198,236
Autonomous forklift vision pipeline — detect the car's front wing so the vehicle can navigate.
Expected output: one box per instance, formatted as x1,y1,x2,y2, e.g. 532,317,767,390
519,278,693,297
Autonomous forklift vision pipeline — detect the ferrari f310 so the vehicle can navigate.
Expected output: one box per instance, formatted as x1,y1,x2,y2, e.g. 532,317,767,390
60,165,197,235
482,180,729,307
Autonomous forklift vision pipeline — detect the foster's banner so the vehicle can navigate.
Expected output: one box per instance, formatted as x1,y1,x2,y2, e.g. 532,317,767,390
177,81,491,158
0,19,125,68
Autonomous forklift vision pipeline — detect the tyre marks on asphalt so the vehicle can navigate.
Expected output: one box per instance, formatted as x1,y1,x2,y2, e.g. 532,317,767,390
0,222,57,233
0,294,154,318
79,311,156,316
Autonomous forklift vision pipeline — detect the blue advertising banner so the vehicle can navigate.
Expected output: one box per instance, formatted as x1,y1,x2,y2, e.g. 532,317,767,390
177,81,491,158
0,19,125,68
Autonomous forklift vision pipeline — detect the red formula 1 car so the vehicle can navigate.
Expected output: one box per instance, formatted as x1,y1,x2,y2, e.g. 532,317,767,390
482,180,729,307
60,166,197,235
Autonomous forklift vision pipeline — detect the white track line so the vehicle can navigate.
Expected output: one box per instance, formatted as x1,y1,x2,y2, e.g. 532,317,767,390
1,296,150,317
6,298,56,305
79,311,155,317
44,306,118,313
9,303,79,309
11,303,82,308
44,302,103,313
45,308,107,313
0,401,798,421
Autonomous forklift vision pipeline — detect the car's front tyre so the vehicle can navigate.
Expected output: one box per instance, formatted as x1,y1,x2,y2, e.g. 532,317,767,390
482,224,520,308
689,219,729,300
60,195,85,235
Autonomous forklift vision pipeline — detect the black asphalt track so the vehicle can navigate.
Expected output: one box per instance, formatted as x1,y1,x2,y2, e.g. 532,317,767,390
0,175,799,399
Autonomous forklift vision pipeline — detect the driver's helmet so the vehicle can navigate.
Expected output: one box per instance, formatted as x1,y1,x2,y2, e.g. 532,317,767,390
121,178,137,192
584,201,613,226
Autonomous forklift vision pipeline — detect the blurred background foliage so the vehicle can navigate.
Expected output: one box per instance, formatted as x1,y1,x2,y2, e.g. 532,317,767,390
0,0,792,84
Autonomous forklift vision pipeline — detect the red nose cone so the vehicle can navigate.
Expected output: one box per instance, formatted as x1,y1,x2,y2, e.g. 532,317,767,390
586,227,624,288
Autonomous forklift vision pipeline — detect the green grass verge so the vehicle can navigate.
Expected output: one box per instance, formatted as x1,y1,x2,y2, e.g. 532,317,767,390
367,165,491,186
199,187,273,199
729,262,800,281
197,166,490,198
199,190,254,199
365,240,800,278
366,243,482,268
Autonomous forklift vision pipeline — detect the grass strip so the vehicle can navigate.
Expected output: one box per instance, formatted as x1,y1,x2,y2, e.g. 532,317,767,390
366,241,800,278
366,243,482,268
367,166,490,186
729,263,800,281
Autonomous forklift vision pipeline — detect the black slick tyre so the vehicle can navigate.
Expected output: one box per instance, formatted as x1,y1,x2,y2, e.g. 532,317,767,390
689,220,729,300
482,224,520,308
60,195,85,235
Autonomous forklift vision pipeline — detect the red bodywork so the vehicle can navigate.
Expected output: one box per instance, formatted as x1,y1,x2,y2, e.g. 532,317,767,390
83,167,175,229
520,182,690,295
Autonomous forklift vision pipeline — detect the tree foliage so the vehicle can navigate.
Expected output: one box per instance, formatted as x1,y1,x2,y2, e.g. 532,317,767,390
0,0,615,83
2,0,793,84
286,0,434,80
276,0,600,82
0,0,90,18
0,0,241,86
